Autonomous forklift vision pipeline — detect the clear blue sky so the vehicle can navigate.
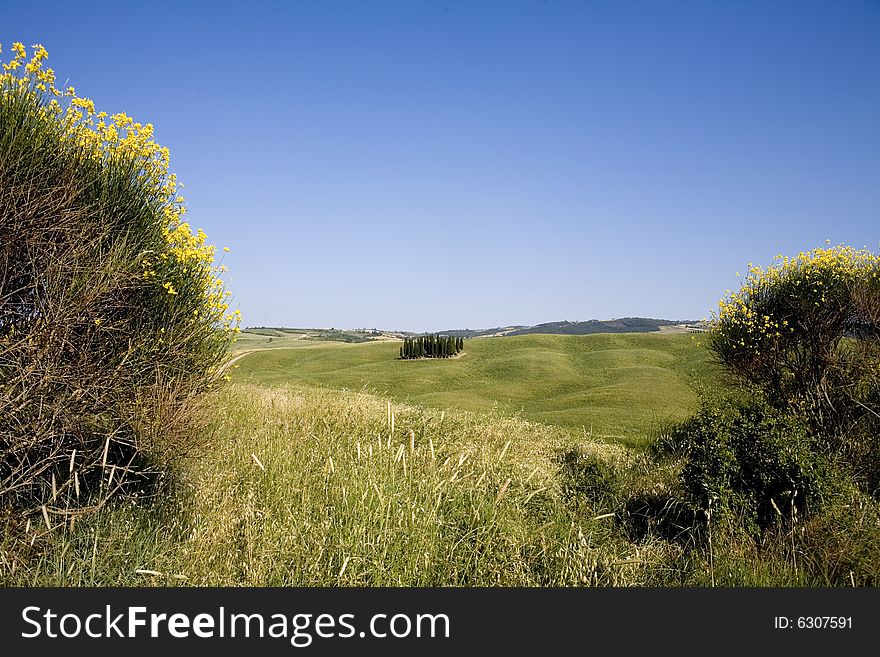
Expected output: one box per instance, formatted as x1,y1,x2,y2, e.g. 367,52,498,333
4,1,878,331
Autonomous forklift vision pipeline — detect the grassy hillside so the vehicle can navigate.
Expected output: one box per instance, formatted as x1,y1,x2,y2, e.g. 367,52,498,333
10,382,869,587
232,333,718,447
3,384,642,586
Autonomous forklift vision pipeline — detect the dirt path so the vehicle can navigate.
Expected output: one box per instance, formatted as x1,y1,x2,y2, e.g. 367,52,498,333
219,350,256,374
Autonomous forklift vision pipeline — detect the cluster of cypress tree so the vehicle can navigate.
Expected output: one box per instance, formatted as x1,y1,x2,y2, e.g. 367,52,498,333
400,334,464,359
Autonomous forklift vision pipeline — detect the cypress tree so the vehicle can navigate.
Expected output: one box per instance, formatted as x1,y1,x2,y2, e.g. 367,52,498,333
399,334,464,359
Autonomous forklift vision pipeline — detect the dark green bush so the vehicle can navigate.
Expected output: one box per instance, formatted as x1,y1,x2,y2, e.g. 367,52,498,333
668,399,838,531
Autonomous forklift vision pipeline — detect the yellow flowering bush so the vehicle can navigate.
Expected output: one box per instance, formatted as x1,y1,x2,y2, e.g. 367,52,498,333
1,43,239,521
709,244,880,490
1,42,239,338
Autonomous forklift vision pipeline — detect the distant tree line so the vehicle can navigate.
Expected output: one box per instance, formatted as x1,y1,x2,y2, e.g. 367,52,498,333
400,334,464,359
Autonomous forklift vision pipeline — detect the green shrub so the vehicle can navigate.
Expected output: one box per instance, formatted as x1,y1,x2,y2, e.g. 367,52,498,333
0,43,238,524
669,399,838,531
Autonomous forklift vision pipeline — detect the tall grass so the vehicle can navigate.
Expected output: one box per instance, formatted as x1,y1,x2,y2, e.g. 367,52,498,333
4,383,877,586
2,384,657,586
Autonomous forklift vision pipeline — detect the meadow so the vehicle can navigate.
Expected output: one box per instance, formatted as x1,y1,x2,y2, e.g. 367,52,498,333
5,332,879,587
0,333,709,585
233,332,718,447
2,383,642,586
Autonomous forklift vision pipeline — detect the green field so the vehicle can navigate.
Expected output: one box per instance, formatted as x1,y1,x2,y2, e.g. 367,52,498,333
233,333,718,446
232,327,394,351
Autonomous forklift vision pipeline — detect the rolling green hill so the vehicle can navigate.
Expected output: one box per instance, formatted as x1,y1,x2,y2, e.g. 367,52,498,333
232,333,718,446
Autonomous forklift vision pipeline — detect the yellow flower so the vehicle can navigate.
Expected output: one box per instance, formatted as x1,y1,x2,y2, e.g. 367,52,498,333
3,42,240,336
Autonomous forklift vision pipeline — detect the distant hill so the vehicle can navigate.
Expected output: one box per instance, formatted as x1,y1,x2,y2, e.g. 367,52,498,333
506,318,688,336
439,318,695,338
243,326,385,343
243,318,703,343
435,326,528,338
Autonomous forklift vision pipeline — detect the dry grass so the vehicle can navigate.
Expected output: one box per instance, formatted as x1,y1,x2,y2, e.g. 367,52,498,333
2,383,654,586
6,382,876,587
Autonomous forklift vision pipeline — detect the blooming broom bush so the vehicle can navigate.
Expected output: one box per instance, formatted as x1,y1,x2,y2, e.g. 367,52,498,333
0,43,239,525
638,246,880,538
708,244,880,494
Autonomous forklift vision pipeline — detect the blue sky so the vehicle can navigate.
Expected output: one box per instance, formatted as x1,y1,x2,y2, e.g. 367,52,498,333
3,1,878,331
